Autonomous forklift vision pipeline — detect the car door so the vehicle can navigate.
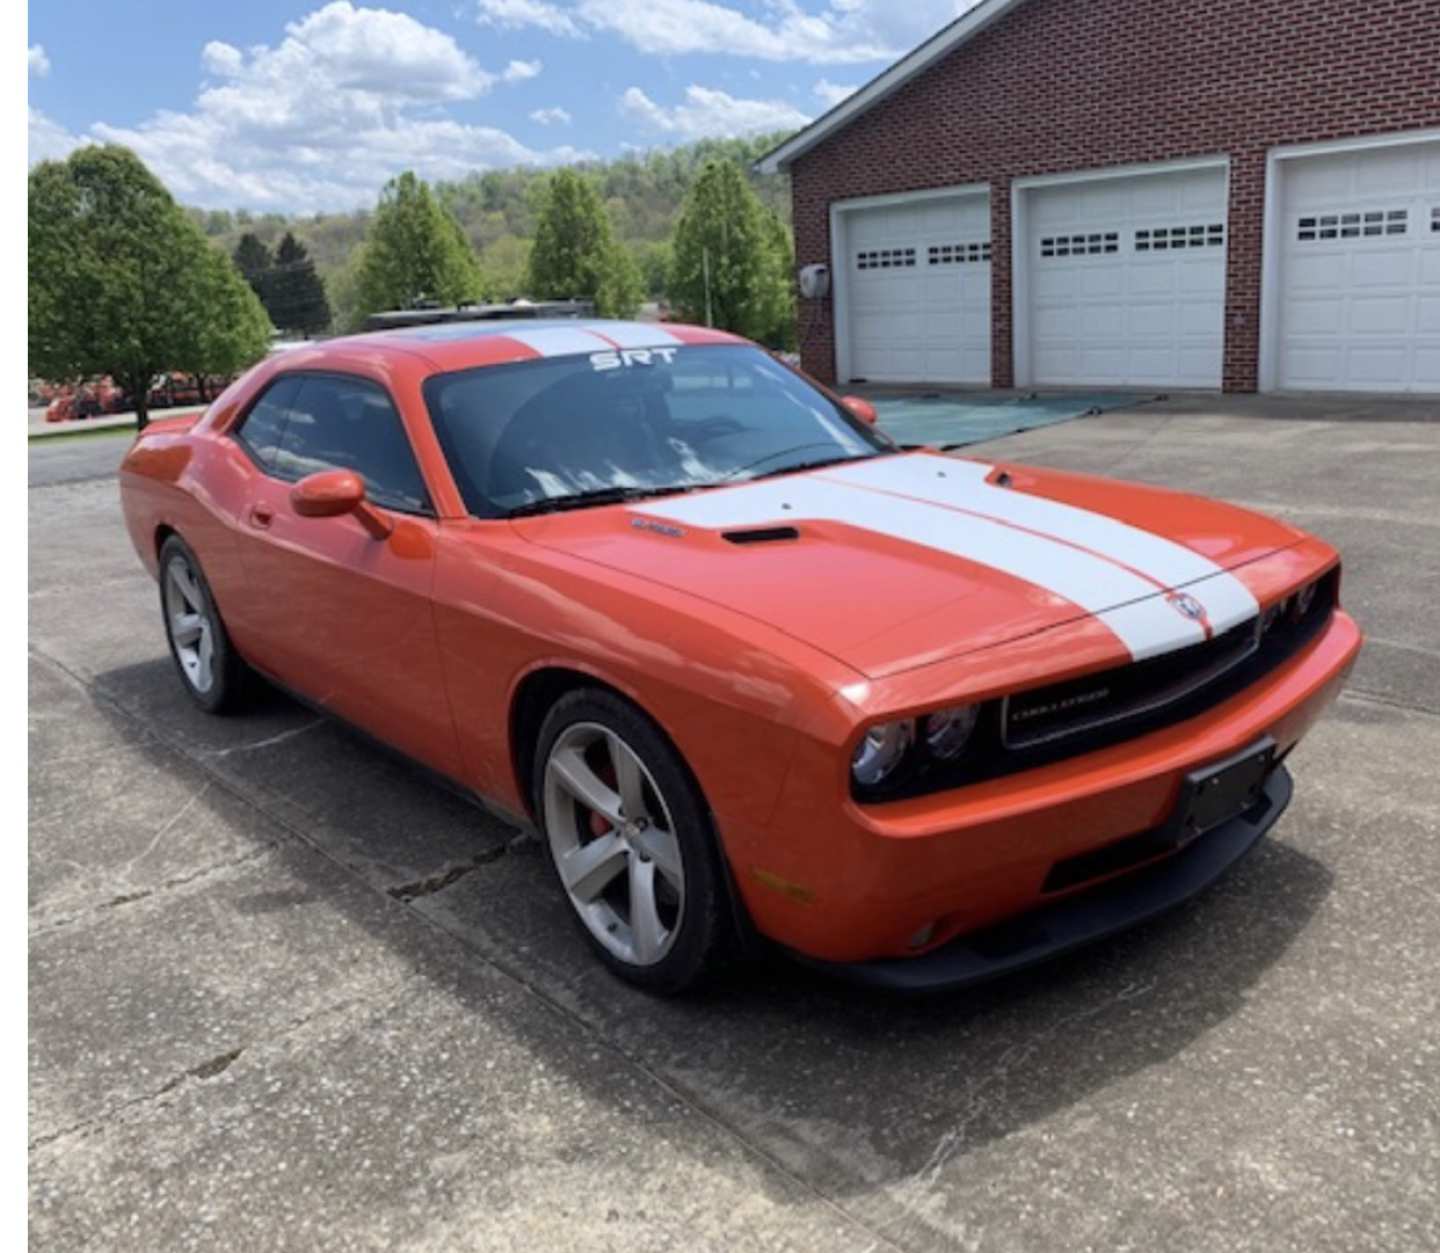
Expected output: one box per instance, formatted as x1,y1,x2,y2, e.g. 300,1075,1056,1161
229,370,464,780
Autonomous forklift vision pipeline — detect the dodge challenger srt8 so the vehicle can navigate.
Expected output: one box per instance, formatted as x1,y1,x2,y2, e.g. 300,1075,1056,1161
118,320,1362,993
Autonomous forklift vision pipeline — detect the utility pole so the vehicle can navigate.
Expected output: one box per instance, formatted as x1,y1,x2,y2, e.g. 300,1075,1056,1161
703,247,713,328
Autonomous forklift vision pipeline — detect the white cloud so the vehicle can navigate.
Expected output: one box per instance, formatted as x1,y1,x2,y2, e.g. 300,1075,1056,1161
813,78,859,108
28,44,51,77
530,106,572,126
39,2,587,209
475,0,583,37
620,85,810,140
502,58,543,82
200,40,245,78
28,108,81,164
479,0,979,65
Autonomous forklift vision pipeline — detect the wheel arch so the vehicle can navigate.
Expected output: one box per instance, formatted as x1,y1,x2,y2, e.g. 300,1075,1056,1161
509,664,655,821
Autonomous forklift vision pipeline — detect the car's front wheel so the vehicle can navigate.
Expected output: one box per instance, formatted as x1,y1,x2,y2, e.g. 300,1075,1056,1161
534,689,729,994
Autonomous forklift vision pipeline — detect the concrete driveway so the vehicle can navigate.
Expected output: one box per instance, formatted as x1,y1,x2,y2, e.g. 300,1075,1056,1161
28,397,1440,1251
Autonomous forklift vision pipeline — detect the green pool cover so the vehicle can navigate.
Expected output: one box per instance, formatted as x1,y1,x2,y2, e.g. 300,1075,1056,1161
870,392,1156,449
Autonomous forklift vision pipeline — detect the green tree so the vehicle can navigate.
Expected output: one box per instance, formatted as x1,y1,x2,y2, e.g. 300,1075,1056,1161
325,250,366,334
267,231,332,335
633,240,673,302
528,169,641,317
179,248,273,399
670,158,791,345
759,209,797,350
352,171,486,322
479,234,533,302
232,232,273,296
29,144,223,428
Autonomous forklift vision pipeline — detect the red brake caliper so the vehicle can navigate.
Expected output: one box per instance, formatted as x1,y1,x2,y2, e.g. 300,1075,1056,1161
587,756,618,838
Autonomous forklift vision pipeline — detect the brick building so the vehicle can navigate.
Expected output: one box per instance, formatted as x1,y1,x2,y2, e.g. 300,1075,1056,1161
759,0,1440,394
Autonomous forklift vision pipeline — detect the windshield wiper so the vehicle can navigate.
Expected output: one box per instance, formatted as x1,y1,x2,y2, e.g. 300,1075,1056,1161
506,485,697,518
741,452,891,484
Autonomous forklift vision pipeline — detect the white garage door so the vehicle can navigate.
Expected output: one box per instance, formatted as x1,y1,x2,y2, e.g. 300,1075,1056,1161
844,195,991,385
1027,167,1228,388
1275,140,1440,393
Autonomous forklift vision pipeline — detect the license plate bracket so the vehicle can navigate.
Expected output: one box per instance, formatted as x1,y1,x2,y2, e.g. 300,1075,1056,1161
1169,737,1276,847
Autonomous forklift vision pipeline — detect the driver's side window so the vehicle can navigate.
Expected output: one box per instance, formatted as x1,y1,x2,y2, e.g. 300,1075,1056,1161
237,374,432,515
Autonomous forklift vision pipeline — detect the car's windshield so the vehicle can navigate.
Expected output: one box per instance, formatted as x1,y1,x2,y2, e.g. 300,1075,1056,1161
424,344,893,518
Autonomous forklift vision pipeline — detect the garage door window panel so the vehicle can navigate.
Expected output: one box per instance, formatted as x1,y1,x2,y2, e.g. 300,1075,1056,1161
1298,209,1407,242
929,242,992,265
1136,223,1224,252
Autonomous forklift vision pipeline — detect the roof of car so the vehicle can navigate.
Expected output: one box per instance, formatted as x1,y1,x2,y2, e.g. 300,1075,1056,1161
323,318,749,374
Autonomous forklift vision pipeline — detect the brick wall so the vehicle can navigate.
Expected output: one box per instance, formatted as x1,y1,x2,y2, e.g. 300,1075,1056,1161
790,0,1440,390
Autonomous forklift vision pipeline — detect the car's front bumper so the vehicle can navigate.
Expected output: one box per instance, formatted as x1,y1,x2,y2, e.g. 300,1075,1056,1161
731,608,1360,966
795,763,1291,992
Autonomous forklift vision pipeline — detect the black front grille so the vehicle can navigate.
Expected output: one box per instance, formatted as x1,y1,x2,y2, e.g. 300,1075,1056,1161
1003,619,1260,750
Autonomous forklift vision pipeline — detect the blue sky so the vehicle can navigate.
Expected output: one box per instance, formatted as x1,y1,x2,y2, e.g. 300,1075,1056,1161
27,0,973,212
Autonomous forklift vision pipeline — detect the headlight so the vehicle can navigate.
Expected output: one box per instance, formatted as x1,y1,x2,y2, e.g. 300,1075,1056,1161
923,704,979,760
1293,580,1317,619
851,719,914,787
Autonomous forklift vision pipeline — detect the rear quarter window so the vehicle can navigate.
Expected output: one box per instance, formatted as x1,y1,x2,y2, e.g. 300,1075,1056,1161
234,376,305,469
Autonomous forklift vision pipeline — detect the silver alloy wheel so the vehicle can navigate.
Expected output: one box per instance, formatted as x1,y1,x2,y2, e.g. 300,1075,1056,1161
163,553,215,694
543,722,686,967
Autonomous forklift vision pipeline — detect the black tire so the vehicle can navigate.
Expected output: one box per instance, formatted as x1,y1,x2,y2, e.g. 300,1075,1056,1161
533,688,731,994
158,534,250,714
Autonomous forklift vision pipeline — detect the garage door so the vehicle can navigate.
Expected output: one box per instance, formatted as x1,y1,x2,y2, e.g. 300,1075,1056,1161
1027,167,1228,388
1275,140,1440,393
845,194,991,385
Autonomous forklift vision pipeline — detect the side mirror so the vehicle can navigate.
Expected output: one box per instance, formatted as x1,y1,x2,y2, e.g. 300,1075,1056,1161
290,469,392,539
842,395,878,426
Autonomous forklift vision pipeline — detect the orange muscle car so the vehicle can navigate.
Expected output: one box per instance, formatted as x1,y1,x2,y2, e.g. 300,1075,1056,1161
118,320,1361,993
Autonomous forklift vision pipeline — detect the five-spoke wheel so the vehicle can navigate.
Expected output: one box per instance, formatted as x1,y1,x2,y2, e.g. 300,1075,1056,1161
158,534,247,713
163,550,216,695
544,722,686,967
535,689,728,992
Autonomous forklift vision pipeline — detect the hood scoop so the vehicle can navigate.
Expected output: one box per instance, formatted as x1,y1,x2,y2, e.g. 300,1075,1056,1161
722,525,801,546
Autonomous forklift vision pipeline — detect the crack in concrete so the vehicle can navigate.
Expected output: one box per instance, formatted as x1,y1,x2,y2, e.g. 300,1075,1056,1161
386,848,508,902
30,845,278,938
1341,688,1440,721
27,991,402,1153
184,1048,243,1082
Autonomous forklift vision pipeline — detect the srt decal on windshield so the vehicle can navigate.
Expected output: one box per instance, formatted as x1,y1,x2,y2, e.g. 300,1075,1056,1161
591,348,680,371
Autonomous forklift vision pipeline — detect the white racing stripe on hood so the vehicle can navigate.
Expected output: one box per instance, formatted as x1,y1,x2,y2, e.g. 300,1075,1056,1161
635,475,1211,658
821,454,1260,638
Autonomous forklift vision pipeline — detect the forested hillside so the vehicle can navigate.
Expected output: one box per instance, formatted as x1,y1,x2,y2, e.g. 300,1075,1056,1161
185,132,794,326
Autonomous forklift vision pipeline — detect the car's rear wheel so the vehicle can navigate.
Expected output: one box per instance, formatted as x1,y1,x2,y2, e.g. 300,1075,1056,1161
159,534,248,714
534,689,728,994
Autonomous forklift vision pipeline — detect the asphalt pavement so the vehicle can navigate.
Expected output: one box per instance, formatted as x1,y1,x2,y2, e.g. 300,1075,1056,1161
28,398,1440,1251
